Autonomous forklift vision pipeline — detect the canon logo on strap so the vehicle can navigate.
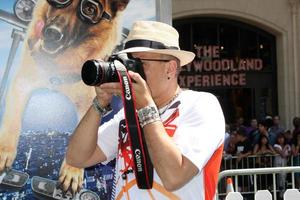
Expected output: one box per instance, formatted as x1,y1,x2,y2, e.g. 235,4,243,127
122,76,132,100
134,149,143,172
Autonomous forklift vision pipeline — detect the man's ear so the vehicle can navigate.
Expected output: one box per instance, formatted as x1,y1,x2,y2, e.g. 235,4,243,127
110,0,130,12
167,60,178,78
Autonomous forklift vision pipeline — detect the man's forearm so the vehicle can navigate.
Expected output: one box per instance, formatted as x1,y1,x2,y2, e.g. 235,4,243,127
66,106,102,167
143,121,198,191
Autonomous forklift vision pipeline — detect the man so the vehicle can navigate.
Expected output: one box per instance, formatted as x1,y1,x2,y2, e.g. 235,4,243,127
253,119,275,146
269,115,285,138
66,21,225,199
233,127,252,192
234,127,252,162
247,118,259,147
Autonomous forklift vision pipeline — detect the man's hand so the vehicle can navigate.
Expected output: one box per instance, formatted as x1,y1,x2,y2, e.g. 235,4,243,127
127,71,154,109
99,70,154,109
94,84,115,108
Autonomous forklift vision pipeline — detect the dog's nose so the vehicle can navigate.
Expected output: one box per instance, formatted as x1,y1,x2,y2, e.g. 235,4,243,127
43,26,63,42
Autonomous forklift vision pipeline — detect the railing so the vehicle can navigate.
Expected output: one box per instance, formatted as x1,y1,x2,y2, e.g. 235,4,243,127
217,166,300,200
218,153,300,200
225,189,300,200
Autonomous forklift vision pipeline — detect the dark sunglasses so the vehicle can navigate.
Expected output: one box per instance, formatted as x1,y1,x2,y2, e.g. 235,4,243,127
46,0,111,24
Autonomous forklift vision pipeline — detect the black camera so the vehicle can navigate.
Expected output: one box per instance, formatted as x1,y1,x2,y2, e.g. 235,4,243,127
81,54,145,86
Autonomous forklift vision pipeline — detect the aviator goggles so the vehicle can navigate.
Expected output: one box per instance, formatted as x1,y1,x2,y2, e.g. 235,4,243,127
46,0,111,24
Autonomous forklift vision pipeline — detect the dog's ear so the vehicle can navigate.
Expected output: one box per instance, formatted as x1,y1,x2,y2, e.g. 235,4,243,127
110,0,130,12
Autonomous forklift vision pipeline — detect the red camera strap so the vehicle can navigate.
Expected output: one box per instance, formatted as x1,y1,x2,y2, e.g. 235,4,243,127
116,69,153,189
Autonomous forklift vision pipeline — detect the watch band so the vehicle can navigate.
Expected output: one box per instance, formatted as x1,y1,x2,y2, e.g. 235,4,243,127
92,97,112,117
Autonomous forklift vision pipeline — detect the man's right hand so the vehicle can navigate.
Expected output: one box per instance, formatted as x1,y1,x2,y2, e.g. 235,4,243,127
94,84,116,108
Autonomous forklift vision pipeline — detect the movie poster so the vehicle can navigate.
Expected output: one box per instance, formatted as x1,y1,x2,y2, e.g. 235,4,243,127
0,0,156,199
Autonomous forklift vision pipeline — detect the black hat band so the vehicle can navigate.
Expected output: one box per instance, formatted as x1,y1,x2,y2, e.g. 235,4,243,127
124,39,179,50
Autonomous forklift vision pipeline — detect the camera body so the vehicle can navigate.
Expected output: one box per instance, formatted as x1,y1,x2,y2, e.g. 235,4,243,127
81,54,145,86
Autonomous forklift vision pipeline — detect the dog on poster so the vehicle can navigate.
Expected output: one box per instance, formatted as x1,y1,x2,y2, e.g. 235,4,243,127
0,0,129,193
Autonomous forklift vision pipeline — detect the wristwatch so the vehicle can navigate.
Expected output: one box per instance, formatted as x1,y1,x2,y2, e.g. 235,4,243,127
137,104,160,127
92,97,112,116
138,105,157,119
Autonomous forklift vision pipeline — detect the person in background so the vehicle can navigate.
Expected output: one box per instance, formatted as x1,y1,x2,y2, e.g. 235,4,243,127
253,135,275,156
292,132,300,188
292,117,300,138
273,133,291,198
284,130,293,146
253,120,276,146
246,118,258,135
235,117,246,130
247,118,259,147
224,129,237,156
269,115,285,143
235,127,252,162
265,116,274,129
224,124,231,152
253,134,275,190
233,127,252,192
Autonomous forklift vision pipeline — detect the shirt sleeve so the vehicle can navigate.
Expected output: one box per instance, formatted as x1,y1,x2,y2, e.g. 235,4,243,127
174,92,225,172
97,109,124,162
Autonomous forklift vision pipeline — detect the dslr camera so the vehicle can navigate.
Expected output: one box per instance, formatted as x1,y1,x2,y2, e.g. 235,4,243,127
81,54,145,86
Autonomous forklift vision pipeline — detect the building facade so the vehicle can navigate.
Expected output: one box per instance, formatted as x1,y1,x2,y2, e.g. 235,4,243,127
172,0,300,128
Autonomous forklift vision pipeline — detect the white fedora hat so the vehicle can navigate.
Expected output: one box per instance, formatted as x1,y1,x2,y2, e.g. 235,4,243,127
118,21,195,66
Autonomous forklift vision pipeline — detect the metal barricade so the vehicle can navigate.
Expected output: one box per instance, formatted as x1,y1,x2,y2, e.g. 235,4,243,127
217,166,300,200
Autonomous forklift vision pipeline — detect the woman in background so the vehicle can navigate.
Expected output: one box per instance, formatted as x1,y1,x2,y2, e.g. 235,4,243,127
274,133,291,198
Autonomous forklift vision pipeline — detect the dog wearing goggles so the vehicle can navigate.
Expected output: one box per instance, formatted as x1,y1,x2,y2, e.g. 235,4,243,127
0,0,129,194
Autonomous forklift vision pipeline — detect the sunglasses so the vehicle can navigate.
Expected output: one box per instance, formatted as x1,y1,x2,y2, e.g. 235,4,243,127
46,0,111,24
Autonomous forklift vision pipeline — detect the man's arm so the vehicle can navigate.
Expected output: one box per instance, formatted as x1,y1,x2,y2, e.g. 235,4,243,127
142,121,198,191
66,86,115,168
66,105,107,168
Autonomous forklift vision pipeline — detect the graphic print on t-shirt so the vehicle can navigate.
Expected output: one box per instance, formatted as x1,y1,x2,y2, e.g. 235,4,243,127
118,119,134,175
114,102,181,199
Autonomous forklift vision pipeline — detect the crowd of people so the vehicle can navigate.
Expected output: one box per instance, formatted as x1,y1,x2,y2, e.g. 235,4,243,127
224,116,300,159
222,115,300,194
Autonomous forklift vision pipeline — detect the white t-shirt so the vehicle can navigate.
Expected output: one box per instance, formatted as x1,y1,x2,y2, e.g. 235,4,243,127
97,90,225,200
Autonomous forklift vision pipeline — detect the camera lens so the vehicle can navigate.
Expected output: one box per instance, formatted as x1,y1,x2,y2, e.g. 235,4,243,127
81,59,119,86
81,55,145,86
81,60,104,86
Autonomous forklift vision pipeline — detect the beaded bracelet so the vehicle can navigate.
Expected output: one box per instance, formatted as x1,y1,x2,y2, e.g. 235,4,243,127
137,104,160,128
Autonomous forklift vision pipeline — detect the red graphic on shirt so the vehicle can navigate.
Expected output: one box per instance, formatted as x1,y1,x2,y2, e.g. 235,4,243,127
117,105,180,173
163,108,179,137
118,119,133,173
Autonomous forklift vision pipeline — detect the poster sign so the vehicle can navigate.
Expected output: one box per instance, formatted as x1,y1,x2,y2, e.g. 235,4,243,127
0,0,157,199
